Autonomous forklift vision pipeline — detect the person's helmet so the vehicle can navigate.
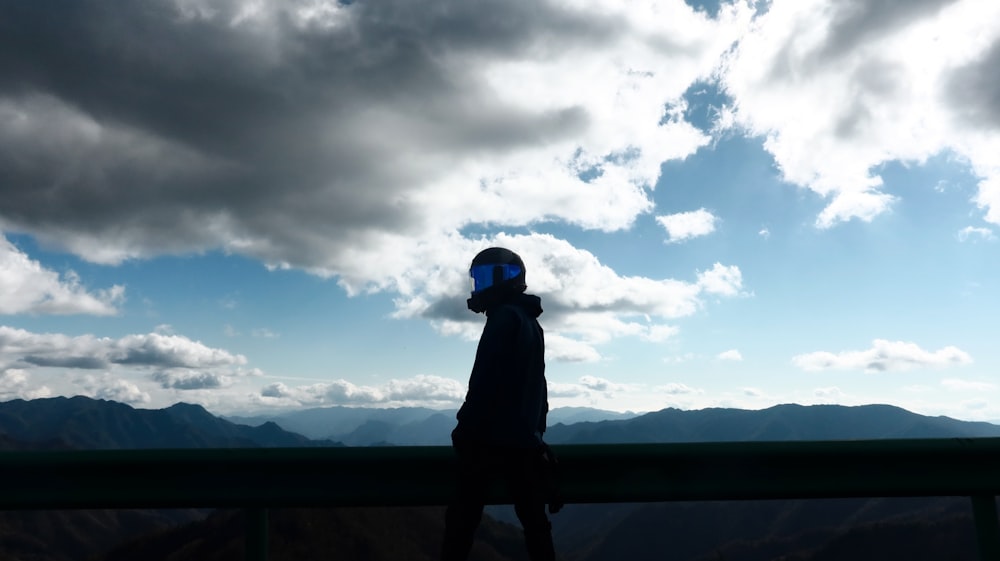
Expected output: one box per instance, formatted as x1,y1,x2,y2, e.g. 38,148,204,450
467,247,527,313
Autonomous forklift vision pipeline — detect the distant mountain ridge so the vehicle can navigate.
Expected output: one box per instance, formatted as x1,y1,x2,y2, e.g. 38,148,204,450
3,397,995,450
226,405,452,442
544,403,1000,444
0,396,341,449
225,405,636,445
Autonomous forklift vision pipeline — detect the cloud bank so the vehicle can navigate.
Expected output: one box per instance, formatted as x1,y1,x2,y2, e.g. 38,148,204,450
719,0,1000,227
0,0,757,360
0,326,257,400
1,0,996,415
792,339,972,372
257,374,467,408
0,235,124,315
0,0,748,270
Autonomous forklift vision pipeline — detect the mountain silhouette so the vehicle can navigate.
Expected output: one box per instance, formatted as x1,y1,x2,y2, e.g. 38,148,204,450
0,397,335,561
227,405,448,441
0,396,341,449
226,406,636,445
2,397,997,561
544,403,1000,444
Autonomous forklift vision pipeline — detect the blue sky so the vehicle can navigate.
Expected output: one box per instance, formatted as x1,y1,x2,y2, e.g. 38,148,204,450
1,0,999,420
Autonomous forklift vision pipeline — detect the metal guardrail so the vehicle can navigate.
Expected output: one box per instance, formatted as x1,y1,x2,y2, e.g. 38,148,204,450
2,439,999,560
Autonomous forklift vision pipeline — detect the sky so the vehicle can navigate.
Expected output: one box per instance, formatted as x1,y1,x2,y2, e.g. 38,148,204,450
1,0,999,421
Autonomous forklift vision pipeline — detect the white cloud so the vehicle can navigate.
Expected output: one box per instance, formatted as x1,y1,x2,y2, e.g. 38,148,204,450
696,262,744,297
96,379,151,405
394,232,741,361
255,374,466,408
957,226,996,242
656,382,699,395
792,339,973,372
251,328,280,339
655,208,718,243
0,326,253,401
113,333,247,369
941,378,997,392
547,381,589,399
579,375,629,393
0,234,124,315
383,375,467,403
717,349,743,361
0,368,52,400
545,334,603,363
662,352,697,363
543,375,705,411
719,0,1000,228
641,324,681,343
962,399,990,411
813,386,846,401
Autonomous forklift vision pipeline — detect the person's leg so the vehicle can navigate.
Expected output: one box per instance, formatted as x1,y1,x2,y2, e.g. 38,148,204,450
509,450,556,561
515,503,555,561
442,450,488,561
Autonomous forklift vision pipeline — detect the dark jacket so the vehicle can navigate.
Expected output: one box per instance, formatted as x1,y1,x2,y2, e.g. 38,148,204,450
452,293,548,450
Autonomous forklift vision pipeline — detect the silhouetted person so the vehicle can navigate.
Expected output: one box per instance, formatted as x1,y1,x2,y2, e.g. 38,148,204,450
441,247,557,561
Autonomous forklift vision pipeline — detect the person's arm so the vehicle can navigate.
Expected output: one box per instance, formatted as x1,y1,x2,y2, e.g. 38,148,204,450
454,307,517,442
538,399,548,436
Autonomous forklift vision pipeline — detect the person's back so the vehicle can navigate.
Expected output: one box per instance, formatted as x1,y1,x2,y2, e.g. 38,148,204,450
442,247,556,561
453,291,546,449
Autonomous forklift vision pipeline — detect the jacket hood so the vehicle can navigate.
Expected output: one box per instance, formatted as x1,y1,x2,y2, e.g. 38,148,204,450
482,292,542,318
514,293,543,318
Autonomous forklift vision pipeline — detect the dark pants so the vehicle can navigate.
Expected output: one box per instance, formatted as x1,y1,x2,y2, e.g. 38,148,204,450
441,447,556,561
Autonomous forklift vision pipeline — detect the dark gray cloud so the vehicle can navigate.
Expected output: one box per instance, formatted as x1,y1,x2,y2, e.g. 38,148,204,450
831,58,904,139
153,370,226,390
256,375,464,406
766,0,961,82
23,355,108,369
0,0,610,268
0,327,245,375
817,0,962,61
946,39,1000,129
420,295,469,321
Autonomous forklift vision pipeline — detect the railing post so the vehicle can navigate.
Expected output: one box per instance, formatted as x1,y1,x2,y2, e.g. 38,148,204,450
971,495,1000,561
245,507,268,561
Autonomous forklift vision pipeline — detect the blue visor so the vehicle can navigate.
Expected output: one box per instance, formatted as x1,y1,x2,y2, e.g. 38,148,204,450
470,263,522,292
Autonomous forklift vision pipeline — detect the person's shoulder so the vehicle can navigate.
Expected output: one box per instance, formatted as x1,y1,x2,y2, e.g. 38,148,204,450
513,293,543,318
486,293,542,320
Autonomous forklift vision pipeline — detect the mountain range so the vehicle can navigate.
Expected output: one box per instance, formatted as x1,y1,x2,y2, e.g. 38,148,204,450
544,402,1000,443
224,405,637,445
0,396,996,560
0,396,341,449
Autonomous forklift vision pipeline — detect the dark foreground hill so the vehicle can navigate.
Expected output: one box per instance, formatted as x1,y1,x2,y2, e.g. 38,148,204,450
555,497,981,561
99,507,530,561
